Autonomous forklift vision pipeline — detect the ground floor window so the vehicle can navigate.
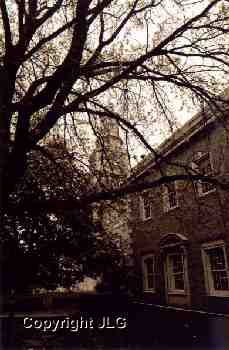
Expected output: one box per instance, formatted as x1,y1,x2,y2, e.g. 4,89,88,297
166,252,185,292
142,255,155,292
202,241,229,296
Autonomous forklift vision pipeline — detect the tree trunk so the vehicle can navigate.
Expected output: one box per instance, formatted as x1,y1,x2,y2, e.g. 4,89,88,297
0,66,11,215
0,66,11,312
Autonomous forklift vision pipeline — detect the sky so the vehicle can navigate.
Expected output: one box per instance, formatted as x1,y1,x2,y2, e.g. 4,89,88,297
3,0,229,165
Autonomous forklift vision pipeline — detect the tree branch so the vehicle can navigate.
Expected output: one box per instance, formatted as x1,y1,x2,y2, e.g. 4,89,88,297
0,0,12,56
7,174,229,215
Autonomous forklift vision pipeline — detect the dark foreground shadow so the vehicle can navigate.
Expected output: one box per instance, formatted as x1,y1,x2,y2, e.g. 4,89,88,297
1,295,229,349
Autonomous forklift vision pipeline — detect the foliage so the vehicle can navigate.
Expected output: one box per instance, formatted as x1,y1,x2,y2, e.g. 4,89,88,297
1,140,128,293
1,0,229,295
0,0,228,213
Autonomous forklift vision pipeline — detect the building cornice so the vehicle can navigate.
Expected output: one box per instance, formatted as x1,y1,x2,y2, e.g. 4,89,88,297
128,108,227,182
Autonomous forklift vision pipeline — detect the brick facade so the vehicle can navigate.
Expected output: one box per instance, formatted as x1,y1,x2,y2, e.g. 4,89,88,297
130,113,229,313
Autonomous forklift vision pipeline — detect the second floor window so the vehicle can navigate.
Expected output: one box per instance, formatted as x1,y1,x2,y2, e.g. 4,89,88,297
192,152,215,196
141,193,152,220
163,182,178,212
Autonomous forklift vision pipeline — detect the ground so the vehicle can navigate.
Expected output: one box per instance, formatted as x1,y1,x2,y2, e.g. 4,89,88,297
1,295,229,349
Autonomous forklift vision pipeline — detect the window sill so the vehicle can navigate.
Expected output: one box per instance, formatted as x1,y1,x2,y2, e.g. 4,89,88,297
164,204,179,213
142,216,152,222
168,290,186,295
208,291,229,297
198,187,216,198
143,289,156,294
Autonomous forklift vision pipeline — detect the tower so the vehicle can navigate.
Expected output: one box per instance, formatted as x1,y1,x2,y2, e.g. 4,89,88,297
89,118,130,189
90,118,132,267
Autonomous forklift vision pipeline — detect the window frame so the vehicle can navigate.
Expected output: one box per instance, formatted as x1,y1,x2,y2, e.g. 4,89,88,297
142,254,156,293
162,181,179,213
166,251,186,295
140,192,152,221
202,240,229,297
192,152,215,197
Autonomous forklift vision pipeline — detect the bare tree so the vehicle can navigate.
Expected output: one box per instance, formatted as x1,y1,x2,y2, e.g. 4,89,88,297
0,0,229,219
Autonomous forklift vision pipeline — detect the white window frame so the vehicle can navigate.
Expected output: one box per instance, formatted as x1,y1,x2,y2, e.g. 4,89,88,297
202,240,229,297
192,152,215,197
142,254,156,292
162,182,179,212
140,192,152,221
166,251,187,295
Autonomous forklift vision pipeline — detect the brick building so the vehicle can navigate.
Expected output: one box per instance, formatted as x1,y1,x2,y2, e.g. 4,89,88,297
130,110,229,312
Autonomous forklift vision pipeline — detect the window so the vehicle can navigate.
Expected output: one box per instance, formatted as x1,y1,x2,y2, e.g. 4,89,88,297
161,234,189,297
163,182,178,212
166,253,185,292
202,241,229,297
141,193,152,220
192,153,215,196
142,255,155,292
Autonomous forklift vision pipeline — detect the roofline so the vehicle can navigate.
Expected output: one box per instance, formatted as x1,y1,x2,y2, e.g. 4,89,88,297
129,111,217,181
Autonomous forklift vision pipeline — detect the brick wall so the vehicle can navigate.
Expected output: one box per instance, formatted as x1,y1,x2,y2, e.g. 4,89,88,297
130,116,229,311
